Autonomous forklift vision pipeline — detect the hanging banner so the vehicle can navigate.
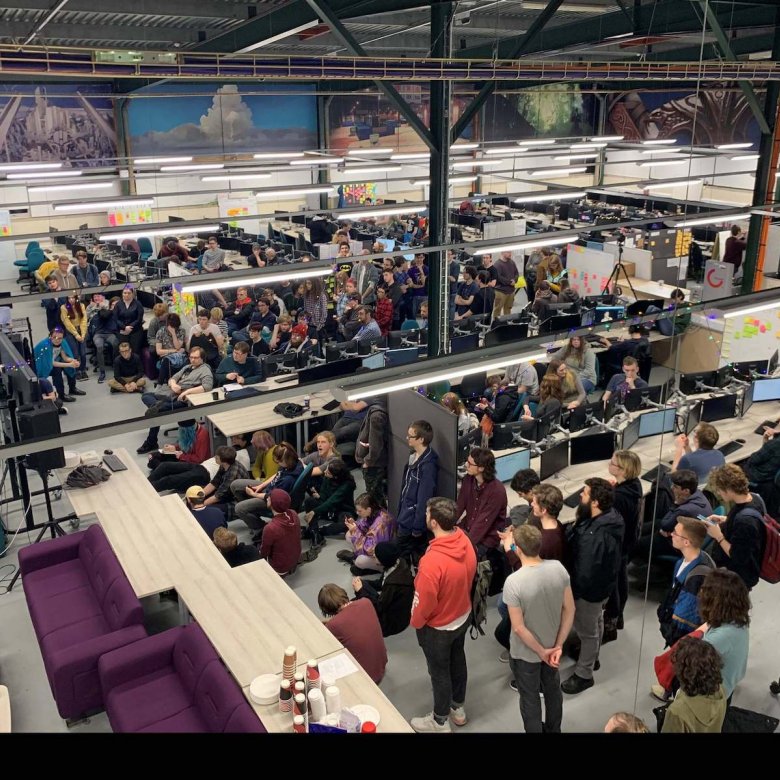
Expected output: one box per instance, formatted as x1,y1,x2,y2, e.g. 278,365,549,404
107,204,153,227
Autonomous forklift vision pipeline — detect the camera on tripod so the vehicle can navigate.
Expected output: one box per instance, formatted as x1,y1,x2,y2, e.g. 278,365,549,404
615,232,626,246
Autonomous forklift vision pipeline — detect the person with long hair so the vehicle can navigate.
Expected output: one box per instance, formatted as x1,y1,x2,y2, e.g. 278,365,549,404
249,430,278,481
545,358,586,409
156,311,187,383
550,335,597,393
60,293,89,379
440,392,478,435
545,254,567,293
302,459,356,546
303,431,340,479
340,492,397,572
302,276,329,342
520,374,563,422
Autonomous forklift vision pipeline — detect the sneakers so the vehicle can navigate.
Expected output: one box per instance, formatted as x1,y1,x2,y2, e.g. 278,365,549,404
499,650,511,663
336,549,355,563
70,387,87,396
450,706,467,727
136,440,158,454
350,564,378,576
650,684,671,702
410,712,452,733
57,406,68,415
561,674,595,695
98,370,106,383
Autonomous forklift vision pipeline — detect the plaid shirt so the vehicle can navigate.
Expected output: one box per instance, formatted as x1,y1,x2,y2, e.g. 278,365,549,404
210,461,249,503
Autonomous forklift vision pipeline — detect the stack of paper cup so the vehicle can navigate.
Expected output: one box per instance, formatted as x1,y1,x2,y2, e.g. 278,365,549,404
325,685,341,715
308,688,326,722
306,660,321,690
293,715,306,733
283,646,297,684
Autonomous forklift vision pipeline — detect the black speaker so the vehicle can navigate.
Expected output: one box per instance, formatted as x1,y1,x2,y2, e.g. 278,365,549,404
18,402,65,471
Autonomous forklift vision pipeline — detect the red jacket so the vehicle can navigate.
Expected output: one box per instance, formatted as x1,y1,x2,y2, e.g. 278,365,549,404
411,528,477,629
456,475,508,549
178,425,211,464
374,297,394,335
259,510,301,575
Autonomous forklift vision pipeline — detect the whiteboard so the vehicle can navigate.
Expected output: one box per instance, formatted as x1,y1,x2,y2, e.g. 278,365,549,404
565,243,616,296
483,218,526,272
720,303,780,365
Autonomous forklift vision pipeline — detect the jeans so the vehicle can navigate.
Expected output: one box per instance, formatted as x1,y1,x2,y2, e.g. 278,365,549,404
65,333,87,369
149,461,210,493
509,658,562,733
571,598,606,680
51,366,77,397
141,392,188,444
416,620,469,719
231,478,269,530
93,333,119,370
397,531,428,565
580,377,596,394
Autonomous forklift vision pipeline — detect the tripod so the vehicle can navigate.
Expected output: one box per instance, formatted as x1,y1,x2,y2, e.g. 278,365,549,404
6,468,79,593
602,240,637,300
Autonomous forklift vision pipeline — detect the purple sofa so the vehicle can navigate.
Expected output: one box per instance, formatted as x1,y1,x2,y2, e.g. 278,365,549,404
19,524,147,721
99,623,266,733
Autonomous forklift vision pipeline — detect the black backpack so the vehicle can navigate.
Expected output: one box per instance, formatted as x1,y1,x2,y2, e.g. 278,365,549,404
469,559,493,639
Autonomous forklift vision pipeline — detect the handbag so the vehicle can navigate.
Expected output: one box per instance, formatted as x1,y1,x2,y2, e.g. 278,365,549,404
274,402,304,419
653,629,704,691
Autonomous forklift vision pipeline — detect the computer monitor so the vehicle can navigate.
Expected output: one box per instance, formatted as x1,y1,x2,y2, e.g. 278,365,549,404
0,332,40,405
377,238,395,252
325,340,359,362
570,431,616,465
621,416,641,450
491,422,525,451
591,306,626,324
679,371,717,395
626,299,664,317
456,428,482,467
623,384,665,412
638,407,677,438
566,401,604,433
752,377,780,403
385,347,419,367
732,359,770,379
450,333,480,354
685,400,703,434
538,312,581,336
494,448,532,482
714,365,733,388
297,357,362,386
483,324,529,347
769,349,778,374
539,440,569,480
168,215,186,222
387,328,426,349
582,294,616,307
361,352,385,370
700,394,738,423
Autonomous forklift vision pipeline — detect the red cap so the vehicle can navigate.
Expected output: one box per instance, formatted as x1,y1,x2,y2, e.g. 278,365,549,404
361,722,377,733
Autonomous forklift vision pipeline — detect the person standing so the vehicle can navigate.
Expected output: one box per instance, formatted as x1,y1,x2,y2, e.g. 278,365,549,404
355,398,389,508
456,447,508,553
502,524,574,733
410,497,477,733
493,251,519,318
721,224,747,274
562,477,623,695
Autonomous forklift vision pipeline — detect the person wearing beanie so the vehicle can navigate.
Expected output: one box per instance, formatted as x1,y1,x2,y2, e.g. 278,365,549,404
278,323,313,358
351,541,415,637
185,485,227,538
258,488,302,576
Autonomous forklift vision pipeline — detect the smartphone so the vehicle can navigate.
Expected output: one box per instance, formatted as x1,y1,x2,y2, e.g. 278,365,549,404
697,514,717,526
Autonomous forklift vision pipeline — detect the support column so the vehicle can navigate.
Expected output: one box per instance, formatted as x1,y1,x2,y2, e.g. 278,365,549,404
317,94,332,211
427,1,454,358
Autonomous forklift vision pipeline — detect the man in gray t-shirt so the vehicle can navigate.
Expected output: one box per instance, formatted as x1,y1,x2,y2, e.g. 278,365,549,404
201,236,226,272
501,524,574,733
505,362,539,397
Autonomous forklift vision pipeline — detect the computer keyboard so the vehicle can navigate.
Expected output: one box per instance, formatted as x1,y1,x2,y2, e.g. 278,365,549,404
718,440,744,457
273,374,298,384
564,491,582,509
103,453,127,472
754,419,779,435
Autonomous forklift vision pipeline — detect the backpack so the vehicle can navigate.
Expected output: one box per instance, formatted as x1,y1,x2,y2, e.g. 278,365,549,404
65,464,111,489
469,558,493,639
656,554,714,644
738,507,780,584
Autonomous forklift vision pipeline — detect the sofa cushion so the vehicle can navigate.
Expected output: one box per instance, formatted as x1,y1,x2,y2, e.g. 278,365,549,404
27,583,103,642
105,668,195,733
171,624,220,696
223,704,266,733
102,577,144,631
23,559,90,600
78,525,112,576
137,706,209,733
193,660,246,733
83,545,123,607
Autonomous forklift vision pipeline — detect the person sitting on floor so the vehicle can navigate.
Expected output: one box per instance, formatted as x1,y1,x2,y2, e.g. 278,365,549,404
351,541,415,637
185,485,227,538
338,492,396,574
108,341,146,394
34,326,86,403
213,527,260,568
301,459,356,548
200,445,249,516
318,583,387,684
258,488,301,577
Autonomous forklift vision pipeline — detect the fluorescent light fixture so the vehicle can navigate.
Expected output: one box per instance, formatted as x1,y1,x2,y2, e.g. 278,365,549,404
553,154,599,161
255,186,334,198
730,154,760,161
99,224,220,241
342,165,402,174
341,352,549,401
54,197,154,212
641,148,681,154
485,147,529,155
235,20,321,54
7,170,83,180
723,301,780,319
674,212,753,227
473,235,568,255
410,175,477,186
28,181,114,194
390,152,431,161
160,163,224,171
590,136,623,142
289,156,344,166
346,148,391,156
520,139,558,146
639,159,687,168
253,152,305,160
530,166,587,177
716,143,753,150
335,205,427,219
201,173,273,182
642,179,702,190
181,266,332,295
0,162,62,172
642,139,677,146
605,32,633,40
569,142,606,150
452,159,506,169
450,143,479,151
133,156,193,165
512,191,587,203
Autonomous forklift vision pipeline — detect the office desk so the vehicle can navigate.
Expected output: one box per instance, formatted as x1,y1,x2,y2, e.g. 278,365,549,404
188,373,300,408
246,647,412,733
628,278,691,301
175,561,342,688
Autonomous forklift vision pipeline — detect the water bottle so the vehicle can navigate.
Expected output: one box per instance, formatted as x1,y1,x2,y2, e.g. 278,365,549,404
303,395,311,411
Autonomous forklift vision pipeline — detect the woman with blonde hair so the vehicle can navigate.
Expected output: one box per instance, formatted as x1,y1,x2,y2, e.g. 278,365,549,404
545,358,587,409
250,430,278,481
60,293,89,379
303,430,340,478
546,253,567,293
550,335,598,393
441,392,478,435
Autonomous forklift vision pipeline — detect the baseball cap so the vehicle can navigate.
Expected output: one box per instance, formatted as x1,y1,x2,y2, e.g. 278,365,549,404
185,486,206,500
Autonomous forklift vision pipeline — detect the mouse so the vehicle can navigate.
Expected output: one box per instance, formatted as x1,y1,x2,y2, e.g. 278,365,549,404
735,438,746,444
104,449,113,455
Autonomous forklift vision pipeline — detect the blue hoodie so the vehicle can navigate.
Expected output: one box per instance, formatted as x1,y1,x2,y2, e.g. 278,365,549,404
397,447,439,536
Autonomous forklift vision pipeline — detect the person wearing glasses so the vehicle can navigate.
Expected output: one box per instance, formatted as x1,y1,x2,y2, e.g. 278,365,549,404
396,420,439,565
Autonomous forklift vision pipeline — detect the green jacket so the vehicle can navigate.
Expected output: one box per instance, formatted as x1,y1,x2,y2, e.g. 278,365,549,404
661,686,727,733
311,477,355,520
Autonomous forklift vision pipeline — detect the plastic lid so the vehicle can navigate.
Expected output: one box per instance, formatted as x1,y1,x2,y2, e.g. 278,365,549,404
361,722,377,733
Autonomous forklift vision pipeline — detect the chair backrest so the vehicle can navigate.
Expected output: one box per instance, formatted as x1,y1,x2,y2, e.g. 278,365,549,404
25,241,40,257
121,239,141,253
458,371,486,400
102,575,144,630
173,623,221,695
533,361,548,385
137,237,154,255
195,660,252,733
289,462,315,510
26,248,46,272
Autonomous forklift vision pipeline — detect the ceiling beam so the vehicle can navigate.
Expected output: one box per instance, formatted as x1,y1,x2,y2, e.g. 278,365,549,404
0,0,250,19
0,21,201,45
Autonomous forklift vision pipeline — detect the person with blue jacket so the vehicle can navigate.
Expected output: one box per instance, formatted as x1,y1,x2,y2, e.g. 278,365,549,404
34,327,86,402
73,250,100,288
397,419,439,565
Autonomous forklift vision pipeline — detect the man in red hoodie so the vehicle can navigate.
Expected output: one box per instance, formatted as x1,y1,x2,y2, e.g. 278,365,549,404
258,488,301,576
410,497,477,733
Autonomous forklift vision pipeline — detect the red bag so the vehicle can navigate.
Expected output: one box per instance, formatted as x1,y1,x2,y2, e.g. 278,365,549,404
653,629,704,691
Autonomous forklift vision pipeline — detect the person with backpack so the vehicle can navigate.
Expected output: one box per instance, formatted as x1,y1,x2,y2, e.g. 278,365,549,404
705,464,766,590
502,524,575,733
409,497,477,733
